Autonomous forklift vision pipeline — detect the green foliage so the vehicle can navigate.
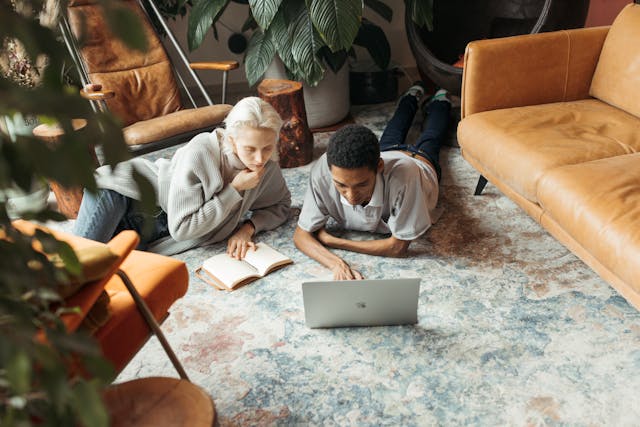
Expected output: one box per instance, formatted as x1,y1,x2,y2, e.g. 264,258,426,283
406,0,434,31
187,0,395,87
1,0,156,425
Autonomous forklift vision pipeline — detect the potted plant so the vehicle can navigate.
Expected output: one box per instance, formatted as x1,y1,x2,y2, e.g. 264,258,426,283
186,0,393,127
1,0,154,424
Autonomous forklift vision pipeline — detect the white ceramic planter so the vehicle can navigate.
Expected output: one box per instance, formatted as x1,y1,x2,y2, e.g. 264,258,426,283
1,113,49,218
264,58,350,129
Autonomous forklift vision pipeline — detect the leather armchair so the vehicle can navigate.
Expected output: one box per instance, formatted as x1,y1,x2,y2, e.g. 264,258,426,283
60,0,239,155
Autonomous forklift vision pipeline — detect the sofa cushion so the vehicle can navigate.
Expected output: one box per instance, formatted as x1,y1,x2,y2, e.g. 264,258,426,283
537,153,640,293
590,4,640,119
458,99,640,202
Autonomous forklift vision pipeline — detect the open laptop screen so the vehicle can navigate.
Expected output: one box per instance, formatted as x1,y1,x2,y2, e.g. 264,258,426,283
302,278,420,328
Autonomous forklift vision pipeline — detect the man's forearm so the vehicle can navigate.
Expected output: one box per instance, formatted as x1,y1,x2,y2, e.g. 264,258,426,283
293,226,347,270
321,233,410,257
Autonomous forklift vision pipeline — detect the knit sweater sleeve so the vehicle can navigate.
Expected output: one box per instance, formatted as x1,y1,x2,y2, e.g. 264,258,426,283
248,163,291,234
159,135,243,241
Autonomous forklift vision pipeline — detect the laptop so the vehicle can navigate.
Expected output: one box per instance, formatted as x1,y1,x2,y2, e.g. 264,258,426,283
302,278,421,328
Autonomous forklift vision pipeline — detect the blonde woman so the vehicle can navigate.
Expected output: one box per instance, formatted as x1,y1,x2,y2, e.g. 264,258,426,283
74,97,291,257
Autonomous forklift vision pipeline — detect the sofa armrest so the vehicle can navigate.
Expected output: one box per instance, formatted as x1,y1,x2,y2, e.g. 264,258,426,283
461,26,610,118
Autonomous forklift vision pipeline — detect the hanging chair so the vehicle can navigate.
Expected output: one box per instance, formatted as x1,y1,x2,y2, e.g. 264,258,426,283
406,0,591,95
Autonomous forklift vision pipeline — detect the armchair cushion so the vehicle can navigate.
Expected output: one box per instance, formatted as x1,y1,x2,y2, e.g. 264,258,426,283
123,104,232,146
590,4,640,119
54,244,120,298
68,0,182,126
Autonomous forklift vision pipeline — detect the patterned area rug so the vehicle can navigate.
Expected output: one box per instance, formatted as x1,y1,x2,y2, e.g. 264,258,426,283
109,103,640,425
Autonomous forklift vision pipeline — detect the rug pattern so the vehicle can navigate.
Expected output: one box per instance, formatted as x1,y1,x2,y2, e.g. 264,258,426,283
114,103,640,426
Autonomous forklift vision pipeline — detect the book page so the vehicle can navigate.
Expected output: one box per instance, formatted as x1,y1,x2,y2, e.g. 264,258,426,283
202,254,258,289
243,243,292,277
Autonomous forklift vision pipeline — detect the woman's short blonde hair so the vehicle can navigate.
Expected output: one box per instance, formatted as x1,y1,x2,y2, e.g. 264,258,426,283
221,97,283,160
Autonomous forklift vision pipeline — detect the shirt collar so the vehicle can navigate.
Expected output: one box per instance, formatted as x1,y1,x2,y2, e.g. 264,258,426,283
339,173,384,208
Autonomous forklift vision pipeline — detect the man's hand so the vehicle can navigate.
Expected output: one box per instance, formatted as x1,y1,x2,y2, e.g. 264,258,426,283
231,168,266,192
331,260,364,281
226,222,256,260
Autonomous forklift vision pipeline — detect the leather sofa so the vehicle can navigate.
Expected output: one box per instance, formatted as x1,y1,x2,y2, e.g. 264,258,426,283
457,3,640,309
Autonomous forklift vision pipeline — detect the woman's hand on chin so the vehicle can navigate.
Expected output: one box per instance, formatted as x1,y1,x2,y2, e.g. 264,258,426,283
231,167,266,192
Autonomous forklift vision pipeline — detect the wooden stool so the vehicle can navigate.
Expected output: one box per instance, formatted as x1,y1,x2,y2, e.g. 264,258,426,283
32,119,94,219
258,79,313,168
103,377,215,427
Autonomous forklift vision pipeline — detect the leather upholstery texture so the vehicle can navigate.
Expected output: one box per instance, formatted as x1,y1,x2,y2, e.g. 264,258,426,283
590,4,640,119
461,26,609,118
124,104,232,146
459,99,640,202
68,0,182,127
457,3,640,310
537,154,640,294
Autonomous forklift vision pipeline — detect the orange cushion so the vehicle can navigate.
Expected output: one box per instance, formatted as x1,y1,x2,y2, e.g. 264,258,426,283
537,153,640,293
458,99,640,202
95,249,188,373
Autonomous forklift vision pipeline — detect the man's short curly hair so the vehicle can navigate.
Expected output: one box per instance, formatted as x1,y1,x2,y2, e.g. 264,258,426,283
326,124,380,171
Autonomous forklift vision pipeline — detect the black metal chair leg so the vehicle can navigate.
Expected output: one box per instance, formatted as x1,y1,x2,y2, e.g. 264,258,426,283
474,175,488,195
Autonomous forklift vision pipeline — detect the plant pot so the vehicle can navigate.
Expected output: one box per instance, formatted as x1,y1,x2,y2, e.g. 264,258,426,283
264,58,350,129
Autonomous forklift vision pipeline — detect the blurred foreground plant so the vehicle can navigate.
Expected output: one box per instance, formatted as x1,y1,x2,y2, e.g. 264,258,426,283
1,0,155,424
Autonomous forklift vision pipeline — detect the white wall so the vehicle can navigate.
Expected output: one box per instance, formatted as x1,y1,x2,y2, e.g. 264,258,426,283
165,0,417,91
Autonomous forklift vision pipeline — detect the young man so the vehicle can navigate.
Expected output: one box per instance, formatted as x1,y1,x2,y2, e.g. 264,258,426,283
293,83,451,280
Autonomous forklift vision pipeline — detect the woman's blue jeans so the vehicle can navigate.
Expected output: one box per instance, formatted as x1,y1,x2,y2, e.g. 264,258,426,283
379,94,451,180
73,188,169,248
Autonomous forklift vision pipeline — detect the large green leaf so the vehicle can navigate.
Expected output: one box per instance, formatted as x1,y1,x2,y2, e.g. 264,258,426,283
353,19,390,70
364,0,392,22
320,47,348,74
269,7,297,75
71,380,109,427
291,4,324,86
187,0,229,50
245,30,276,86
248,0,283,30
309,0,362,52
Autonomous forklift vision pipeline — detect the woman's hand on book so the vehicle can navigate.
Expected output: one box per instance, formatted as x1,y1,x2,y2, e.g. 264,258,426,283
227,222,256,260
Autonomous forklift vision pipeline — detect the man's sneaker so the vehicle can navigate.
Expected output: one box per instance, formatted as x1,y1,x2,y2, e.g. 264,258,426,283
400,81,427,103
429,88,452,104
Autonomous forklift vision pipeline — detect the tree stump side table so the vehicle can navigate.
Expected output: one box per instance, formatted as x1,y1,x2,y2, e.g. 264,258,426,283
32,119,94,219
102,377,215,427
258,79,313,168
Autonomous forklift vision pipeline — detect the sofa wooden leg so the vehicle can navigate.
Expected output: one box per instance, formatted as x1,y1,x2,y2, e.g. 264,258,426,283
474,175,488,195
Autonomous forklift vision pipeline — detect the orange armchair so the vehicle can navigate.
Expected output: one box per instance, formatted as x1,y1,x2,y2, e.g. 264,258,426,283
14,220,189,376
